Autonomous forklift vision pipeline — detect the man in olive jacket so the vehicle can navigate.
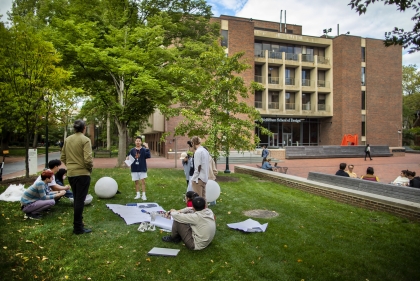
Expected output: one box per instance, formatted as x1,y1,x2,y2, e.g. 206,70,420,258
61,119,93,235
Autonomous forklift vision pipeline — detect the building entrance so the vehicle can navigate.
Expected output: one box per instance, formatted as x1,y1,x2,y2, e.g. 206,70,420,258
283,133,292,146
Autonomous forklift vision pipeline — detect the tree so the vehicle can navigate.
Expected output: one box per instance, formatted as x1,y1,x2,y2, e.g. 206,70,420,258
349,0,420,53
160,42,270,160
36,0,218,166
0,15,70,177
403,64,420,95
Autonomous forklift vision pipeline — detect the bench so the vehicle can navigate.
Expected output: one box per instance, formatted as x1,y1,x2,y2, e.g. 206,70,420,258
93,150,112,158
307,172,420,203
285,145,393,159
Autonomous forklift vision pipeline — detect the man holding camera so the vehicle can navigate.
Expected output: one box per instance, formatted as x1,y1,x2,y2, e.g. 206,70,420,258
127,136,151,200
190,136,210,200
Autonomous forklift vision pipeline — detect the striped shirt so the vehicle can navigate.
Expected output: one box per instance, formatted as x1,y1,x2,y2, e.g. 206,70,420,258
21,181,55,206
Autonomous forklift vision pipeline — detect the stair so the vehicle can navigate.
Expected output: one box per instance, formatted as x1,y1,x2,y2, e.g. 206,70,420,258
215,152,280,164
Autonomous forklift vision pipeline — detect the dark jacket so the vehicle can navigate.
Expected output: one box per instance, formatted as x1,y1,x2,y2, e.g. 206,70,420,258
335,170,350,177
128,147,151,172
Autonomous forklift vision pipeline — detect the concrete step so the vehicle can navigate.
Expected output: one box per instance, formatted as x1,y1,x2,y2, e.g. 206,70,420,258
216,156,280,164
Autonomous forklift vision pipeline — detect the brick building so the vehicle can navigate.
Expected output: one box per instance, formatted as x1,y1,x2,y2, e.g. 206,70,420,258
142,15,402,157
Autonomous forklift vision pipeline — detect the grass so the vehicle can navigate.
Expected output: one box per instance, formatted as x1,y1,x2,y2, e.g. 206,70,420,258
1,168,419,281
1,147,61,157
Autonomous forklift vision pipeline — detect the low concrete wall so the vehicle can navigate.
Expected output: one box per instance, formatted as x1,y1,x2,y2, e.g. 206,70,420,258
234,165,420,222
285,145,392,159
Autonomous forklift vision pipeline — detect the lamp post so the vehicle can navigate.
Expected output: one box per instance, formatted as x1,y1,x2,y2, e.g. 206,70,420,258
95,124,99,150
224,114,230,174
44,94,50,168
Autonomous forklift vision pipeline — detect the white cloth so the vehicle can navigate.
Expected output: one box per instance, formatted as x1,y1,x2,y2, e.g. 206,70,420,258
0,184,26,202
192,146,210,183
393,176,410,185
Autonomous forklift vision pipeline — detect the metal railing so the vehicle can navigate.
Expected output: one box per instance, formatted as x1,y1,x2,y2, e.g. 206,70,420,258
318,104,326,111
285,77,295,85
317,56,330,64
285,53,298,61
317,80,330,87
254,50,265,58
268,77,280,84
255,101,263,108
268,51,282,59
302,103,312,111
254,75,264,83
302,54,314,62
285,103,295,110
302,79,312,86
268,102,279,109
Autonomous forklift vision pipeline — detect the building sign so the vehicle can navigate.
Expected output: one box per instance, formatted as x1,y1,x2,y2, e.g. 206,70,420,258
261,118,304,123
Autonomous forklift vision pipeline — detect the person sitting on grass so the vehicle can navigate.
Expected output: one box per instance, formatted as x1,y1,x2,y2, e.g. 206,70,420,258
34,159,72,197
55,168,74,198
361,167,379,182
21,170,66,220
162,197,216,250
185,191,199,208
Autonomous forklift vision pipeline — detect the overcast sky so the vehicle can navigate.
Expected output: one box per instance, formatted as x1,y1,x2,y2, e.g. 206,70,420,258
1,0,417,65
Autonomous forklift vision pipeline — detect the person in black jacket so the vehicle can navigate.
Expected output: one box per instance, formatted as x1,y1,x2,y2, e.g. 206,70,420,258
127,136,151,200
335,163,350,177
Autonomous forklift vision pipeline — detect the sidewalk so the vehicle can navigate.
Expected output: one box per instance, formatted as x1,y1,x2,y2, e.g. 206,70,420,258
2,153,420,184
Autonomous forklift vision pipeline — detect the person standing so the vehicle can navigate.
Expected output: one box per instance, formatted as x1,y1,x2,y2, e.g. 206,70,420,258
191,136,209,199
61,119,93,235
365,144,372,161
261,145,269,165
335,163,350,177
127,136,151,200
180,152,192,188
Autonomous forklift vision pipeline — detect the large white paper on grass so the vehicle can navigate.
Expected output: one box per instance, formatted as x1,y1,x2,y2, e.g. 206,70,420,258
150,215,173,231
0,184,25,202
227,218,268,232
106,203,167,225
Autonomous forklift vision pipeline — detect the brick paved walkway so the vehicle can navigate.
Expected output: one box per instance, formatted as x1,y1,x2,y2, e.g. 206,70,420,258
2,153,420,184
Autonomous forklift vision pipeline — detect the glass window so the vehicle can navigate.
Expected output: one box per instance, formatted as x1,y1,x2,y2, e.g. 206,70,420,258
285,92,295,110
254,43,262,57
362,47,366,62
362,121,366,136
361,91,366,110
221,30,228,47
255,91,262,108
361,67,366,86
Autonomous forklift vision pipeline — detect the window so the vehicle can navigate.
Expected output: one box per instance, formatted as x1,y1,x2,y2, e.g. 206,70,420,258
318,94,326,110
285,92,295,110
255,91,263,108
221,30,228,47
318,70,326,87
254,43,263,57
361,47,366,62
302,93,311,110
361,115,366,136
361,67,366,86
302,69,311,86
268,91,279,109
285,68,295,85
361,91,366,110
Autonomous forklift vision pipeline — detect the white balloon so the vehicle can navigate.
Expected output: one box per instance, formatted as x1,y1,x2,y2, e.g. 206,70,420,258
206,180,221,202
94,177,118,199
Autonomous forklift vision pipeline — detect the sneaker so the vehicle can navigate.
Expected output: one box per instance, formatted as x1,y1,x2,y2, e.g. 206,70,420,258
162,235,182,243
24,213,42,220
73,228,92,235
134,194,140,199
142,194,147,201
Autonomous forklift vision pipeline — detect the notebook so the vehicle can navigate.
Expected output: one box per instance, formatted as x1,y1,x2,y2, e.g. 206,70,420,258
147,247,180,257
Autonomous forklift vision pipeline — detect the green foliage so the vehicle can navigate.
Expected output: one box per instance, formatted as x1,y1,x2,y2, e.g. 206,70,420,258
1,169,419,280
349,0,420,53
161,42,270,159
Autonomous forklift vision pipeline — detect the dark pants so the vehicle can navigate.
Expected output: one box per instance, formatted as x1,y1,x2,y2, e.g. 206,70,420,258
365,151,372,160
68,176,91,232
172,220,195,250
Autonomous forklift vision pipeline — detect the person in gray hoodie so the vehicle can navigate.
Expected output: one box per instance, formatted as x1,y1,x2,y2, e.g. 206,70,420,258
162,197,216,250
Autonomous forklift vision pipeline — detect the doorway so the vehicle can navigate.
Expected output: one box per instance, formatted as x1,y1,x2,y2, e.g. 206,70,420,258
283,133,292,146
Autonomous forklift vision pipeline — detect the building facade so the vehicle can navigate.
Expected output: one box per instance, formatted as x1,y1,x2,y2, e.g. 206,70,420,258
143,15,402,157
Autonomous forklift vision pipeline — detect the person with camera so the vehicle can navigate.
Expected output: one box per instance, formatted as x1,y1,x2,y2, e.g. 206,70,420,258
127,136,151,200
190,136,210,200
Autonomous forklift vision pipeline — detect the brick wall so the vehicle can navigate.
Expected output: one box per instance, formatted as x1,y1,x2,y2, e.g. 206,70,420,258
235,166,420,222
365,39,402,146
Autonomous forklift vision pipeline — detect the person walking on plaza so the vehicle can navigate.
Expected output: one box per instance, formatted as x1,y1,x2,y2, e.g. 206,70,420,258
191,136,209,199
21,170,66,220
61,119,93,235
335,163,350,177
127,136,151,200
365,144,372,161
261,145,269,165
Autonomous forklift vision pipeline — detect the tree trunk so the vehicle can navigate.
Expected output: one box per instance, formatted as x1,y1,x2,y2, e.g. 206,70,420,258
32,132,38,148
107,114,111,150
25,122,30,178
115,119,127,167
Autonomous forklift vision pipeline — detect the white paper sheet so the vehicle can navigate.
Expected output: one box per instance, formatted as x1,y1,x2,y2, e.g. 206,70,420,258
124,154,135,167
148,247,180,257
150,215,173,231
227,218,268,232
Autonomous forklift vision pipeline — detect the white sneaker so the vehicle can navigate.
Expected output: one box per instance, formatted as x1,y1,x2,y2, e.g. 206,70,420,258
134,194,140,199
141,194,147,201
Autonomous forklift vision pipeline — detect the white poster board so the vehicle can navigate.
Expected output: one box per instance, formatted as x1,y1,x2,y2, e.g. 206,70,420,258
28,149,37,175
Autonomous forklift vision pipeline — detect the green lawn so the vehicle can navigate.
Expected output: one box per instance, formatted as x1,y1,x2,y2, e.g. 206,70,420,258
1,168,419,281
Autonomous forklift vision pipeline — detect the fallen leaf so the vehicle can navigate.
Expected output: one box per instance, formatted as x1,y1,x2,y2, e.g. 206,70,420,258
42,256,48,261
228,211,231,214
26,240,33,243
297,259,303,262
146,258,151,262
284,245,288,248
210,260,213,263
119,246,123,249
167,269,171,274
65,276,69,279
3,246,7,249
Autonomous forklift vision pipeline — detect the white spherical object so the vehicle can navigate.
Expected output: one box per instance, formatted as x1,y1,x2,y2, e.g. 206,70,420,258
94,177,118,198
206,180,221,202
